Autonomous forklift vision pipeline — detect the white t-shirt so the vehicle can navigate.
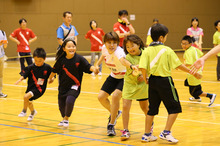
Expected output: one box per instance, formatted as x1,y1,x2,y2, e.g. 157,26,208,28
102,45,126,79
147,27,151,36
0,30,7,58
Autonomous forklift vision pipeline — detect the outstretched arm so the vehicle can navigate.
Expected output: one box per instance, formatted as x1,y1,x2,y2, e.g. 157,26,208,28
177,64,202,79
190,44,220,74
119,57,138,70
15,76,24,85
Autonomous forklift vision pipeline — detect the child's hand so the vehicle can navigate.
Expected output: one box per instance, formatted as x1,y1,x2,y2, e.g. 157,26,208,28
194,72,202,79
48,77,55,84
131,65,138,71
93,68,99,75
137,74,144,83
14,80,21,85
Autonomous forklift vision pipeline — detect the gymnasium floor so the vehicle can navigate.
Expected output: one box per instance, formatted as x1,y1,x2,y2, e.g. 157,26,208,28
0,52,220,146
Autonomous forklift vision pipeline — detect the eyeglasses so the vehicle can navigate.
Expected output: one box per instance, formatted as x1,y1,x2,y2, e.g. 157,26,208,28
181,43,189,46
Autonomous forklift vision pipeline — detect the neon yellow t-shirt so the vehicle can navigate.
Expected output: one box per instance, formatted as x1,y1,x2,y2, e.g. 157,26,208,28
213,31,220,56
183,46,203,85
122,49,148,100
139,45,182,77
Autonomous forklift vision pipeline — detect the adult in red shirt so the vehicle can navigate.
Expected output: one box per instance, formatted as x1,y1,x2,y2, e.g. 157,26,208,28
113,10,135,47
9,18,37,72
85,20,105,75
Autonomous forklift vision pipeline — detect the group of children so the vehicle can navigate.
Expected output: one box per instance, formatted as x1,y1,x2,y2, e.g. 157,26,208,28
14,23,217,144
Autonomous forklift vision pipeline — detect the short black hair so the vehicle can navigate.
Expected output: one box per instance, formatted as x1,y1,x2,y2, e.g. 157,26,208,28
63,11,72,17
118,10,128,16
191,17,199,27
90,20,97,30
104,31,119,45
151,23,169,42
19,18,27,24
33,48,46,59
181,35,193,44
214,20,220,30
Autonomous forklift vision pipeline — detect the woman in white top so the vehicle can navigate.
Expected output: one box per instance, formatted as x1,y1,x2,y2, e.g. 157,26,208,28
95,31,137,136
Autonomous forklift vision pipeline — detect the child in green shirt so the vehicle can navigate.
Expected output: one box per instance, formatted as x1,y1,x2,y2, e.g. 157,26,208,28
139,24,202,143
213,20,220,80
182,35,216,106
120,34,152,141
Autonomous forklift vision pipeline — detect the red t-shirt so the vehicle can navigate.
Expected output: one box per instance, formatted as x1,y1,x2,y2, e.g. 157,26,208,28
85,28,105,51
11,28,36,52
113,22,131,47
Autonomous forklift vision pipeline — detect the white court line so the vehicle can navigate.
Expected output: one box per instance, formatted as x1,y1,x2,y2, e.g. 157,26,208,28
3,83,220,106
2,83,220,126
2,98,220,126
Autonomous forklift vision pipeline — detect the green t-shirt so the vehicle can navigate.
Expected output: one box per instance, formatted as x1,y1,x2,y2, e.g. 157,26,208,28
139,45,182,77
183,46,203,85
213,31,220,56
122,49,148,100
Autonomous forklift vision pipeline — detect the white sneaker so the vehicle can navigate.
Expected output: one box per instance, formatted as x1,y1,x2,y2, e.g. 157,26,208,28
63,120,69,127
120,129,130,141
18,112,27,117
159,131,178,143
27,110,37,121
58,120,64,127
98,72,102,76
0,93,7,98
189,97,201,102
209,94,217,106
141,134,157,142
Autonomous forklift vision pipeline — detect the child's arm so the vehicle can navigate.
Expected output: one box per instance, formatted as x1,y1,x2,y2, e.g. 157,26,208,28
190,44,220,74
95,54,105,69
177,64,202,79
48,72,56,84
119,57,138,70
139,68,149,84
14,76,24,85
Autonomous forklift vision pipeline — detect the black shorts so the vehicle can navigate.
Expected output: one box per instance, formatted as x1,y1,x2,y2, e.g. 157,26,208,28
148,75,182,115
101,75,124,95
26,89,43,101
136,98,148,101
185,79,203,98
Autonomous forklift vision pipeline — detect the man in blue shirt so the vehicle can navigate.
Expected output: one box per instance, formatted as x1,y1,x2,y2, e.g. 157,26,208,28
57,11,79,46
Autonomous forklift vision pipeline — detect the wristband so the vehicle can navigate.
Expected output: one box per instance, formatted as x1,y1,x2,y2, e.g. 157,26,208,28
130,64,133,69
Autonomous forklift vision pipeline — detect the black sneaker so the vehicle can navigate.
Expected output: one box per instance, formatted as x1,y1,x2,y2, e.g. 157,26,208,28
0,93,7,98
108,110,122,125
107,124,116,136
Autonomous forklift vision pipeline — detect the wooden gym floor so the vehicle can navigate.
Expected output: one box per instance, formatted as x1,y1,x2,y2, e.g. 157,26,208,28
0,52,220,146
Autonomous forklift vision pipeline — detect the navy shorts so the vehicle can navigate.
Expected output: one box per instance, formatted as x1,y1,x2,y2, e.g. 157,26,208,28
101,75,124,95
